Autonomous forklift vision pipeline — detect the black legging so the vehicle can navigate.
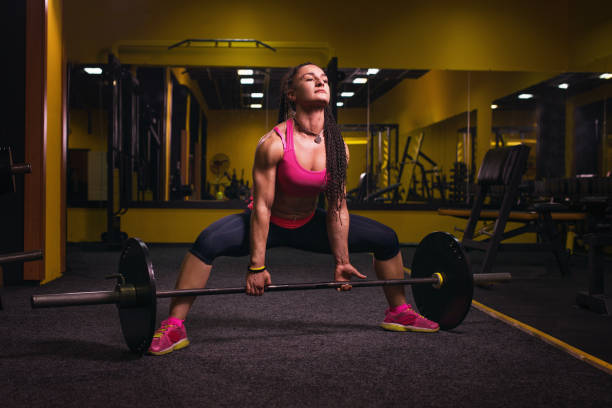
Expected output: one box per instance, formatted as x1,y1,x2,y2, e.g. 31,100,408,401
190,209,399,265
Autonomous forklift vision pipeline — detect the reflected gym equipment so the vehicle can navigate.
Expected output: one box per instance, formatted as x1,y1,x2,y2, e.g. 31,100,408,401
32,233,511,355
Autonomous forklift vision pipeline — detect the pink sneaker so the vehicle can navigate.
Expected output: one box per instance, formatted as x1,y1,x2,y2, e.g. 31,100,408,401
148,318,190,355
380,304,440,333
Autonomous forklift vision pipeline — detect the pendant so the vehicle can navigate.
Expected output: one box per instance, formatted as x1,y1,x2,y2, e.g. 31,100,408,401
314,134,322,144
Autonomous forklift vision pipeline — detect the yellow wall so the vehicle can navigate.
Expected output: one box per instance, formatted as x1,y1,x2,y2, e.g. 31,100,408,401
568,0,612,71
62,0,577,72
67,206,535,246
68,109,108,151
205,109,267,190
44,0,64,283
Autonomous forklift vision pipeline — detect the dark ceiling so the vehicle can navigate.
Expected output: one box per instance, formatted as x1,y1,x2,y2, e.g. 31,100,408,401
69,64,427,112
492,72,609,110
185,67,428,110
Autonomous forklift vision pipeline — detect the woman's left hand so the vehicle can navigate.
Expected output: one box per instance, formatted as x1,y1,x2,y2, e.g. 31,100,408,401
334,263,367,292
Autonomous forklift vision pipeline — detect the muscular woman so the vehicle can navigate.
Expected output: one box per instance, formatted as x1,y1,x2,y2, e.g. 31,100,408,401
148,63,438,356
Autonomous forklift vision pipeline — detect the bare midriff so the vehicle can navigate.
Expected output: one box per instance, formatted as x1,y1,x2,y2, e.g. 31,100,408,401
270,193,319,221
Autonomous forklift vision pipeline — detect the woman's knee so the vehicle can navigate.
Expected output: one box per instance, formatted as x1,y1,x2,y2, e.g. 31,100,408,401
190,228,218,264
190,214,250,263
374,226,400,261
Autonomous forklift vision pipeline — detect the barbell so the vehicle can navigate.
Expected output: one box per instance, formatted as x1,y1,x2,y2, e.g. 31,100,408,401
31,232,511,355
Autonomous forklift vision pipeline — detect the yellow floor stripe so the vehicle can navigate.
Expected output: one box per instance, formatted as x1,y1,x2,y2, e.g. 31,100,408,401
472,300,612,376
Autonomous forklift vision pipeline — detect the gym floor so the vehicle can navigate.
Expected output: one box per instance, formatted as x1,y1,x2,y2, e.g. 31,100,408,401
2,245,612,407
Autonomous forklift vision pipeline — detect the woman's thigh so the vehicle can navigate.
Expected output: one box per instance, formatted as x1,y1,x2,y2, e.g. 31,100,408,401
189,212,251,264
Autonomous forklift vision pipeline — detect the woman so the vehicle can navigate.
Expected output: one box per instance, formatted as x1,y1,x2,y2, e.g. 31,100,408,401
148,63,439,356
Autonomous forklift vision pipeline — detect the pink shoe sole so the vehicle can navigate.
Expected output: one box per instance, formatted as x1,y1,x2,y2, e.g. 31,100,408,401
380,322,440,333
148,338,190,356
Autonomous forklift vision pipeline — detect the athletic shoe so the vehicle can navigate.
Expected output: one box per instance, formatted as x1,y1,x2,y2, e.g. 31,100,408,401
380,304,440,333
148,318,190,355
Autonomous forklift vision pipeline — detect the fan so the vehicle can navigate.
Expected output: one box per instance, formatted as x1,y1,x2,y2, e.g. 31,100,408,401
209,153,230,176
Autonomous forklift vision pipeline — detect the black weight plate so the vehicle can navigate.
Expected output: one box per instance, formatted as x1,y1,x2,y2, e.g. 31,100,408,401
117,238,157,354
411,232,473,330
0,147,16,195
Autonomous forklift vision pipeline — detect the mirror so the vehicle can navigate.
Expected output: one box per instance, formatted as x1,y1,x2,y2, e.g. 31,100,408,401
492,72,611,180
66,62,612,209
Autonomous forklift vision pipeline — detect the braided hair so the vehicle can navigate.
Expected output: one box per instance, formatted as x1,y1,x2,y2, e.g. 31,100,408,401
278,63,347,216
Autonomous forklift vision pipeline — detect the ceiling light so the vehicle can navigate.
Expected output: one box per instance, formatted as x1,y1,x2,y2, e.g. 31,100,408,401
341,92,354,97
491,104,498,109
558,83,569,89
238,69,253,76
336,102,344,107
600,73,612,79
352,78,367,84
84,67,103,75
240,78,254,85
250,104,262,109
251,92,264,98
367,68,380,75
518,93,533,99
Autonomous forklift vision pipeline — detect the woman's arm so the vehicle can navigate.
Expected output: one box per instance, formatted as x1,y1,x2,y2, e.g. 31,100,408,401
247,133,283,295
326,143,366,288
326,190,351,265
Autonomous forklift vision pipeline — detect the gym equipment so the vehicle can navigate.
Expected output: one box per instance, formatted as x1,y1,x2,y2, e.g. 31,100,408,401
31,233,511,354
1,147,32,195
0,250,44,265
1,146,41,310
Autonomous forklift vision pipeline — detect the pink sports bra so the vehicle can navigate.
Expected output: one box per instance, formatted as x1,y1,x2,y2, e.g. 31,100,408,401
274,119,327,197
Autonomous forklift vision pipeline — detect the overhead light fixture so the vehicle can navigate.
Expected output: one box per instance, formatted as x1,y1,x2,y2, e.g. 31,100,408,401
250,104,262,109
600,73,612,79
238,69,253,76
340,92,354,97
518,93,533,99
558,83,569,89
491,104,498,109
84,67,103,75
367,68,380,75
251,92,264,98
240,78,254,85
336,101,344,107
352,78,367,84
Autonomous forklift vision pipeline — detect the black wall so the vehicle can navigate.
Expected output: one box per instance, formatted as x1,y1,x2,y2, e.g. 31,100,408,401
1,1,26,284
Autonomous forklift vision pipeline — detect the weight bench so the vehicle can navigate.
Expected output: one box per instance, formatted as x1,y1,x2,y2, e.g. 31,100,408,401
439,144,574,276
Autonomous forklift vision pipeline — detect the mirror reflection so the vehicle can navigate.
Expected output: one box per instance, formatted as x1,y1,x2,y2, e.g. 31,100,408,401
67,63,611,209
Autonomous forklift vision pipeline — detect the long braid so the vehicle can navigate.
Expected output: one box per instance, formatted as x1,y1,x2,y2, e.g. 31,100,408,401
323,105,346,215
278,63,347,216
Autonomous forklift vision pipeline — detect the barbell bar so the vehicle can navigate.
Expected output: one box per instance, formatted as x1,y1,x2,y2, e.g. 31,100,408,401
31,232,511,355
32,273,511,308
0,249,44,265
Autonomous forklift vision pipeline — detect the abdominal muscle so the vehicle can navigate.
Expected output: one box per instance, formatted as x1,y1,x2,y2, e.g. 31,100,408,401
271,191,319,220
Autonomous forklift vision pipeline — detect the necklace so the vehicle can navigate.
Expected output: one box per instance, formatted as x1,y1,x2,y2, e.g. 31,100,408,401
294,119,323,144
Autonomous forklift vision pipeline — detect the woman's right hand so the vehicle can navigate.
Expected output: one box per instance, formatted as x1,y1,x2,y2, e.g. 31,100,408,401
245,270,272,296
